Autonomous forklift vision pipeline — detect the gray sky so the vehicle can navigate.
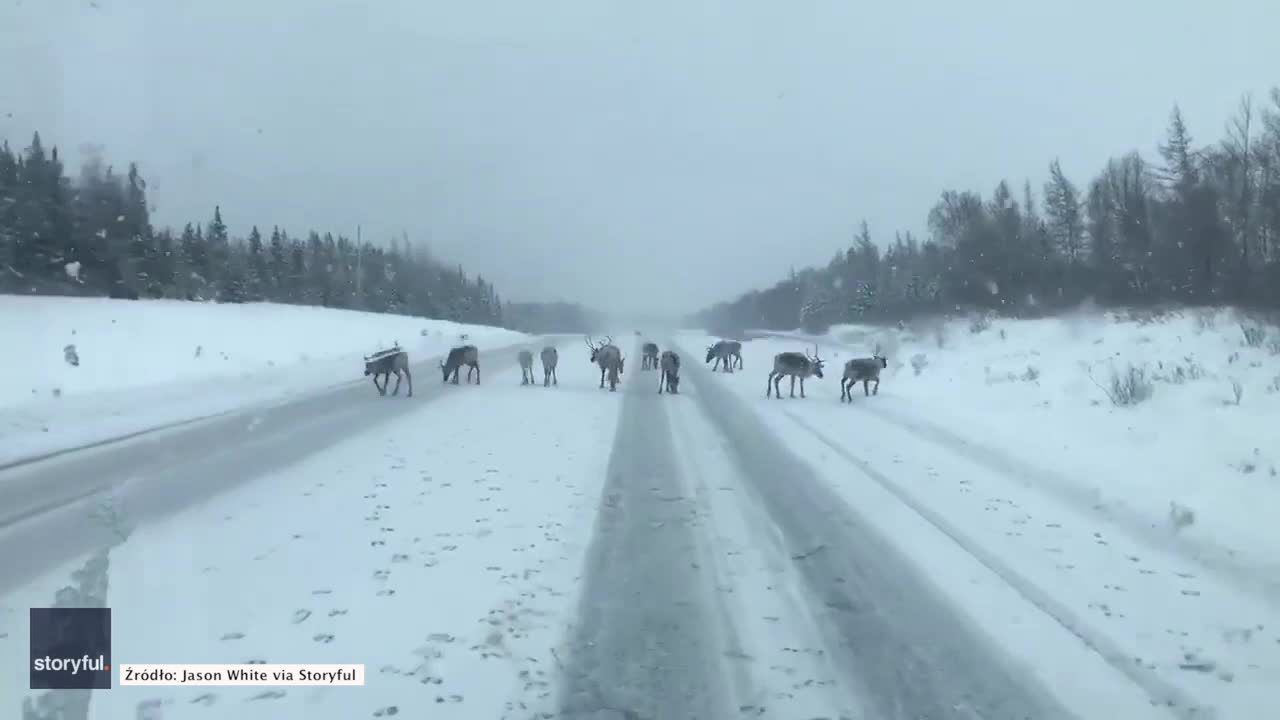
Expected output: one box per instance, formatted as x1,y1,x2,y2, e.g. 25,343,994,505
2,0,1277,316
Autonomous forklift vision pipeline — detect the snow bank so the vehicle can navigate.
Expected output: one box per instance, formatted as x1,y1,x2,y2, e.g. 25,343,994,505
709,307,1280,583
0,296,530,465
680,310,1280,717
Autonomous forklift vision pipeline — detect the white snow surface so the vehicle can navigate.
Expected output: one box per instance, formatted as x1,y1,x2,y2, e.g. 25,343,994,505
688,306,1280,719
2,308,1278,719
0,296,530,466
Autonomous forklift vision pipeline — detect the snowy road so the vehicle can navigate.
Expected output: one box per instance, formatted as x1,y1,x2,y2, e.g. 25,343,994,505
2,333,1249,718
0,341,540,597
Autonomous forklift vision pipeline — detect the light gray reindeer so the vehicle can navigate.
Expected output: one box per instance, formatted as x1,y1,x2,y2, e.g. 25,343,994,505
540,346,559,386
840,354,888,402
586,335,623,391
658,350,681,394
518,350,535,385
364,346,413,397
441,345,480,384
767,344,824,399
706,340,743,372
641,342,660,370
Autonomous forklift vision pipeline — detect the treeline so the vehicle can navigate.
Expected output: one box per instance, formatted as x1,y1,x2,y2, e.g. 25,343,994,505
0,133,503,326
693,89,1280,335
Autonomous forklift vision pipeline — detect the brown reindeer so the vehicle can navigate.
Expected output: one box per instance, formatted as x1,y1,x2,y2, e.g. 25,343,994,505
586,336,623,391
441,345,480,384
840,355,888,402
766,344,824,399
364,346,413,397
540,346,559,386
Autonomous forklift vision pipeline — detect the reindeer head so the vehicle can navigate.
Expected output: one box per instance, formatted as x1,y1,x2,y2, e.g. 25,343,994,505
586,336,616,364
807,344,825,378
705,344,717,364
875,355,888,369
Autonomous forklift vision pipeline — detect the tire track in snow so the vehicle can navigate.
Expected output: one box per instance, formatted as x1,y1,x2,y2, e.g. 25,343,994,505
557,342,733,719
673,340,1074,720
753,329,1280,608
856,400,1280,609
778,408,1206,720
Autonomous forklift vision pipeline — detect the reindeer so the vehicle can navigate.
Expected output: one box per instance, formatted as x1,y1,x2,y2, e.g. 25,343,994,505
705,340,743,372
658,350,681,394
641,342,660,370
441,345,480,384
364,346,413,397
586,335,623,391
767,344,824,399
841,354,888,402
518,350,535,385
540,346,559,386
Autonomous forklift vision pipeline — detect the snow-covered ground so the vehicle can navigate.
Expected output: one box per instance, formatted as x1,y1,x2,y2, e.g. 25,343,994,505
0,296,530,466
734,307,1280,584
681,306,1280,719
2,357,617,719
3,308,1277,718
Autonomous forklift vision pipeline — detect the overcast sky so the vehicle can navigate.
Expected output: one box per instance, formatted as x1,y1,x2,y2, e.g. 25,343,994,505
2,0,1276,315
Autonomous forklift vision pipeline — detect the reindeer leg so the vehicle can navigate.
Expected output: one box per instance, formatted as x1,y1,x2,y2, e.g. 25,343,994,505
800,377,806,398
372,375,385,396
404,367,413,397
864,379,870,396
789,375,796,398
873,378,879,396
392,370,402,396
775,375,784,399
766,371,774,397
475,363,481,384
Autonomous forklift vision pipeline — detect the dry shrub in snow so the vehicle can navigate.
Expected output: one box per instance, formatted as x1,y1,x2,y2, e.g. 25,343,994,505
1193,309,1217,332
1022,366,1041,382
1169,502,1196,531
1240,323,1267,348
969,313,993,334
1091,362,1154,407
63,344,79,367
1154,357,1206,385
1229,378,1244,405
910,353,928,376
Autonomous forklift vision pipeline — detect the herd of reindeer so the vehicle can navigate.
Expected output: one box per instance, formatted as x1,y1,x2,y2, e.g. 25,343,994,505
362,334,889,402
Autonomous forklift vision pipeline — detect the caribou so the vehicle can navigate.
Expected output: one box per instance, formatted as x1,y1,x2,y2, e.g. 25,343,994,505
658,350,681,394
364,345,412,397
441,344,480,384
518,350,535,385
641,342,660,370
841,355,888,402
540,346,559,387
586,335,624,391
767,344,824,399
706,340,743,372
